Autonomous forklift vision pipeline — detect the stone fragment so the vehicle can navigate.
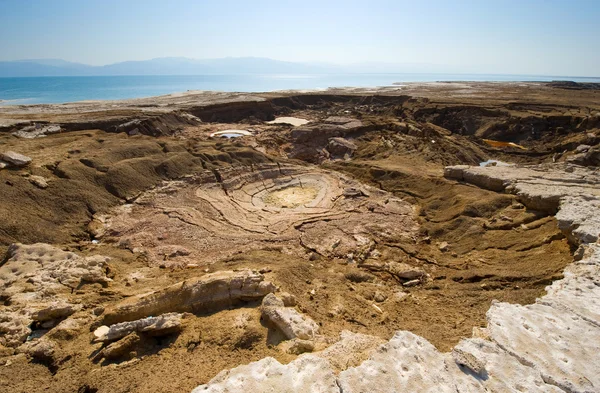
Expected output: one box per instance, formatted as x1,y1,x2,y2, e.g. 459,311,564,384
97,332,140,360
373,291,387,303
191,355,339,393
94,325,110,339
21,338,56,362
361,261,425,280
261,294,319,340
279,292,297,307
402,279,420,287
96,313,184,342
283,339,315,355
327,137,357,157
31,302,77,322
103,270,275,324
1,151,32,167
29,175,49,189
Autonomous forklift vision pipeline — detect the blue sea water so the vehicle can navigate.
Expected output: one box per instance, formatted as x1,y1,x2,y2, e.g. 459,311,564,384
1,74,599,105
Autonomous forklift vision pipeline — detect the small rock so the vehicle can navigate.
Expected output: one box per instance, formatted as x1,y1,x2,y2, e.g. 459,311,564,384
392,291,409,302
373,291,387,303
438,242,449,252
403,279,421,287
97,332,140,360
94,325,110,339
280,292,297,307
1,151,32,167
261,294,319,340
576,144,591,153
0,161,7,169
285,339,315,355
29,175,49,189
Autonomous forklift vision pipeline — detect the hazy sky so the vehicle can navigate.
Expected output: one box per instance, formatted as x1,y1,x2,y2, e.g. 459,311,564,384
1,0,599,76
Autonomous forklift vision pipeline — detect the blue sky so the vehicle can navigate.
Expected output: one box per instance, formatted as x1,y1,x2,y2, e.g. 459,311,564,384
1,0,599,76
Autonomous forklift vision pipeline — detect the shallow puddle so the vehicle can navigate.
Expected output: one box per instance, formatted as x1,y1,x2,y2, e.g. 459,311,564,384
266,117,309,126
209,129,252,138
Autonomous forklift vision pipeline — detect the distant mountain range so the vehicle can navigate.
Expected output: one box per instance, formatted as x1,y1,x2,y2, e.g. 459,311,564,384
0,57,338,77
0,57,471,77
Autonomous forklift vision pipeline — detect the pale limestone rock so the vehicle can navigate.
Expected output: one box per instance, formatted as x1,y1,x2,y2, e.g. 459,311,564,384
338,331,484,393
46,317,87,340
279,292,297,307
316,330,384,371
20,338,56,361
540,243,600,327
281,338,315,355
191,355,339,393
103,270,275,324
0,310,32,348
556,196,600,244
361,261,425,280
0,151,32,167
445,164,600,243
29,175,48,189
31,301,77,322
12,124,61,139
0,244,111,347
94,325,110,339
96,313,183,342
261,294,319,340
453,338,563,392
486,301,600,393
0,243,111,298
97,332,140,360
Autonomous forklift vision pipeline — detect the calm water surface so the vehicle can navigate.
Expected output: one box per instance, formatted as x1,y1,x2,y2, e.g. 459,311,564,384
1,74,599,105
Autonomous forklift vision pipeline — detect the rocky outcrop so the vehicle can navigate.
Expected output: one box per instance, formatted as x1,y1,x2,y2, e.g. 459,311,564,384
444,163,600,243
103,270,275,324
12,124,62,139
327,137,357,158
0,244,111,348
192,355,340,393
111,112,201,137
289,117,365,163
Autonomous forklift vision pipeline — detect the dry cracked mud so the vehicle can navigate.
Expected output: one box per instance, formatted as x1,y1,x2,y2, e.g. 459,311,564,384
0,82,599,392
